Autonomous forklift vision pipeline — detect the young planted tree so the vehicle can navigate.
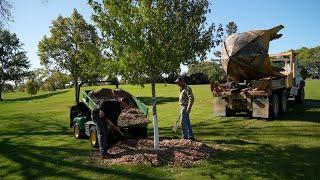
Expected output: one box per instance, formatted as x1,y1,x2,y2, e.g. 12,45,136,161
38,9,104,102
89,0,223,148
0,29,30,100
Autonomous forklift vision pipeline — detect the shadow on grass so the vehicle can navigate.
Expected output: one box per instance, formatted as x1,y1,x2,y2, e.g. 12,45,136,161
206,144,320,179
157,121,319,179
136,96,178,106
278,99,320,123
2,90,69,102
0,138,166,180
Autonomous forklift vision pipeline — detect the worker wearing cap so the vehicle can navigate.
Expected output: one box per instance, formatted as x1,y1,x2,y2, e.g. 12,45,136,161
175,77,195,140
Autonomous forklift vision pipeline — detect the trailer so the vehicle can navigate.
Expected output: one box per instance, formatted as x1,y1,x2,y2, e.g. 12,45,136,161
69,81,149,148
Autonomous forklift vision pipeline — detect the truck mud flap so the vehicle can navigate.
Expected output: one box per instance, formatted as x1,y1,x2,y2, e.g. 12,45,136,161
213,97,227,116
252,98,269,118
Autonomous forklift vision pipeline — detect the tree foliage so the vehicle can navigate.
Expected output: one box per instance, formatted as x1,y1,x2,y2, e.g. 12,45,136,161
89,0,224,149
225,21,238,36
296,46,320,76
188,60,226,82
31,68,71,91
0,28,30,100
25,79,39,96
0,0,12,27
38,9,104,101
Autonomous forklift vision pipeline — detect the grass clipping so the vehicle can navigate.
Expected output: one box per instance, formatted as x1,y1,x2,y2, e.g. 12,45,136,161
92,139,217,167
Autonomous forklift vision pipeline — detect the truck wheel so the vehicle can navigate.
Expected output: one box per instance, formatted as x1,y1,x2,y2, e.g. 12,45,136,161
270,94,280,119
74,124,84,139
280,91,288,113
295,88,305,104
89,126,98,148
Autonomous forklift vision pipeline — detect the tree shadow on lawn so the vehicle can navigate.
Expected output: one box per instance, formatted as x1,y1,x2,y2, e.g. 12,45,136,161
1,90,69,102
0,114,70,137
136,96,178,106
0,138,167,180
157,122,319,179
278,99,320,123
205,144,320,179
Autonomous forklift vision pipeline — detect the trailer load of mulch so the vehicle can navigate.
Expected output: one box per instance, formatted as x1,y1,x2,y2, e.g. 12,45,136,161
89,88,149,126
89,89,131,104
118,108,148,127
91,139,217,167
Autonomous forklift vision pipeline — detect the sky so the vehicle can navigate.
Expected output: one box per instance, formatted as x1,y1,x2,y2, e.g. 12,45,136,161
7,0,320,72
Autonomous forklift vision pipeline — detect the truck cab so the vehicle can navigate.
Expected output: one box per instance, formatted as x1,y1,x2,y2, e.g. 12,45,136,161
270,51,305,102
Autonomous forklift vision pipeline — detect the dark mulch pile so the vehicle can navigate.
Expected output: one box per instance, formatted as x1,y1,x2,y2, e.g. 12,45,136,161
89,88,149,126
118,108,148,127
91,139,217,167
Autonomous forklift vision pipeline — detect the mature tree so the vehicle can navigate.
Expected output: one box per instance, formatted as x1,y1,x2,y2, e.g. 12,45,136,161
44,71,71,91
296,46,320,76
0,29,30,100
225,21,238,36
0,0,12,27
89,0,223,148
188,60,226,82
25,79,39,96
38,9,103,102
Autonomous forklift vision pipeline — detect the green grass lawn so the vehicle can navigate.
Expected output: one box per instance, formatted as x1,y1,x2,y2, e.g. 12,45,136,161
0,80,319,179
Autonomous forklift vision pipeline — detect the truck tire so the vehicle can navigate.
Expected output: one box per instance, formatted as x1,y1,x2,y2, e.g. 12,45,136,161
295,88,305,104
89,126,98,148
280,91,288,113
74,124,84,139
270,94,280,119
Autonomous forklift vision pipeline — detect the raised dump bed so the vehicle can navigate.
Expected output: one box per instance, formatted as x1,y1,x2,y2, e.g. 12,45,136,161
69,81,149,148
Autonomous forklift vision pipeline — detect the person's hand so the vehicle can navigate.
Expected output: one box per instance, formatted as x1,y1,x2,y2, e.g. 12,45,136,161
187,108,191,114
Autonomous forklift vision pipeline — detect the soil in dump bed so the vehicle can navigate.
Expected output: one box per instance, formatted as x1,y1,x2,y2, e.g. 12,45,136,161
89,88,149,127
91,139,217,167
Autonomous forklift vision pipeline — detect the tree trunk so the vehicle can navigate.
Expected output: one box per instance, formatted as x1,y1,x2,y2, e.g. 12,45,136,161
74,77,78,104
0,83,3,101
151,78,160,149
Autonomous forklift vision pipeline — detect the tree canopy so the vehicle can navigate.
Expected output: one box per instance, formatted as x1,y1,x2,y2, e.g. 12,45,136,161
0,28,30,100
38,9,104,101
295,46,320,77
89,0,223,148
0,0,12,27
225,21,238,36
188,60,226,82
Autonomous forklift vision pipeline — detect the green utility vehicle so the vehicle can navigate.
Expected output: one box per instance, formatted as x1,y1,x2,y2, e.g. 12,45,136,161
69,81,149,148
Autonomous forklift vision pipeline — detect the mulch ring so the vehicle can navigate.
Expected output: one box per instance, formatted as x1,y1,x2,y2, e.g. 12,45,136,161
91,139,218,167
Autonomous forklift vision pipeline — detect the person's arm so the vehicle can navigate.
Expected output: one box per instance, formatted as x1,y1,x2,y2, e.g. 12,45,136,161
186,87,194,113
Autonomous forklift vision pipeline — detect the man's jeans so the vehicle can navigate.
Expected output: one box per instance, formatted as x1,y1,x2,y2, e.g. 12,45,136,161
180,106,194,139
92,109,108,156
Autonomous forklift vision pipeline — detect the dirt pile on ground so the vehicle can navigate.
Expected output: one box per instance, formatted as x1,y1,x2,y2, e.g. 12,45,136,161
92,139,217,167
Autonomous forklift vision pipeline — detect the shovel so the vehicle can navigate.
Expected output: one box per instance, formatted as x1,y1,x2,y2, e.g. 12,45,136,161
172,114,181,133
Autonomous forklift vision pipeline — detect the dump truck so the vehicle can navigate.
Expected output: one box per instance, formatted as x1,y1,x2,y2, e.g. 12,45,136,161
69,81,149,148
211,25,305,119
